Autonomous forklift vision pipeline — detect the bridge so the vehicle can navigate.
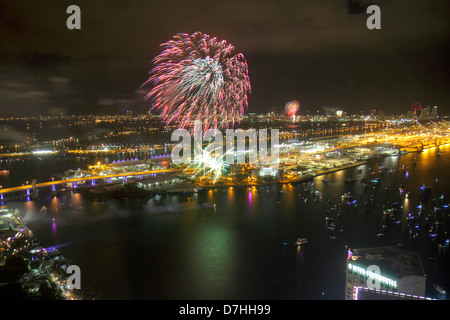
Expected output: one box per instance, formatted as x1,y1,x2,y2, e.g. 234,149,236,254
0,168,184,200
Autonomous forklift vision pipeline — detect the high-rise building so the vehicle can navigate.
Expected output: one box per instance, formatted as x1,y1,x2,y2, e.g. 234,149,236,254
431,106,438,118
420,106,431,119
345,246,425,300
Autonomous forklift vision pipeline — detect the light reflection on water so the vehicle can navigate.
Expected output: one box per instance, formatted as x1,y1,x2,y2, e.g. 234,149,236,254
2,145,449,299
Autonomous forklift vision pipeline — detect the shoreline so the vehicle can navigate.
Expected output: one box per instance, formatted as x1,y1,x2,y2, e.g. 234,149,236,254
0,208,84,299
77,158,378,198
0,151,401,200
191,157,387,190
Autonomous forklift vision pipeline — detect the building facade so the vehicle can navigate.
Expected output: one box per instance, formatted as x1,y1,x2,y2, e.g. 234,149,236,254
345,246,425,300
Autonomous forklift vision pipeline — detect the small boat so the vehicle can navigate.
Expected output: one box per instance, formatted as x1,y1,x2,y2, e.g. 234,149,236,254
345,177,356,183
322,179,329,183
342,192,352,199
294,238,308,245
433,284,446,295
40,206,47,213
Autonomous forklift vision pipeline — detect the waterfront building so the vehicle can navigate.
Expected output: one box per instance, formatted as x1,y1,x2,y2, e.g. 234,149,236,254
345,246,425,300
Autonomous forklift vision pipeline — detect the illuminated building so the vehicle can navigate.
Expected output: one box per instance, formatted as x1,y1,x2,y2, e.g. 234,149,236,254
345,246,425,300
353,287,435,300
431,106,438,118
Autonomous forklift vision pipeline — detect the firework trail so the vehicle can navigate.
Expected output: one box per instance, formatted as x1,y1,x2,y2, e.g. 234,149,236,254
143,32,251,130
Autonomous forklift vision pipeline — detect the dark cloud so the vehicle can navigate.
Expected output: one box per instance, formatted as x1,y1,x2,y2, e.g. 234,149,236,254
0,0,448,116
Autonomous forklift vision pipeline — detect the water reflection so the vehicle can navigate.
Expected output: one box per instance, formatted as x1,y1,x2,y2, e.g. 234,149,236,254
186,225,233,298
4,146,449,299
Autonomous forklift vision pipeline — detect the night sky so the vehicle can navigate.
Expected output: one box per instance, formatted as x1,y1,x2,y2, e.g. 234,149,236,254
0,0,449,117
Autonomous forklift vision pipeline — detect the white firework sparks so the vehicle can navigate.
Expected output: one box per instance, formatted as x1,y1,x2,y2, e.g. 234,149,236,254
184,141,234,183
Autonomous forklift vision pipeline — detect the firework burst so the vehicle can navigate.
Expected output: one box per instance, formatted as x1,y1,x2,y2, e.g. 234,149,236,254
285,100,300,116
143,32,251,130
184,140,234,184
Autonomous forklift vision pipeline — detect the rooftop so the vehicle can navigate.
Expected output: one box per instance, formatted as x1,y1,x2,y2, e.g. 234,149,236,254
349,246,425,279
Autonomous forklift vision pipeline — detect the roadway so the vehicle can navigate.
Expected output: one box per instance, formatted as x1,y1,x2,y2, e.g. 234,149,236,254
0,168,183,195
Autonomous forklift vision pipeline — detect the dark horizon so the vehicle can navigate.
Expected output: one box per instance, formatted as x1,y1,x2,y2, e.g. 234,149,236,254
0,0,448,117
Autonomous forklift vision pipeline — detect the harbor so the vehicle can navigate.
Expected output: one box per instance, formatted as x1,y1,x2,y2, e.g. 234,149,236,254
1,144,448,300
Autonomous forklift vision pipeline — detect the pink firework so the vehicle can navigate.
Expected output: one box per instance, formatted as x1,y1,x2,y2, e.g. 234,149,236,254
143,32,251,130
285,100,300,117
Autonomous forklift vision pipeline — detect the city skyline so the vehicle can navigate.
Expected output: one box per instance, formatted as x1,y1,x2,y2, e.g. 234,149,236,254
1,1,449,304
0,1,448,118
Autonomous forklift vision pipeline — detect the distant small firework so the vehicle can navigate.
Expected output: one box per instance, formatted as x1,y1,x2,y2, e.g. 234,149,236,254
143,32,251,130
411,102,422,116
285,100,300,116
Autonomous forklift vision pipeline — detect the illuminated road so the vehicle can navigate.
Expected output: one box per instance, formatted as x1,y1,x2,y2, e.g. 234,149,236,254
0,168,184,195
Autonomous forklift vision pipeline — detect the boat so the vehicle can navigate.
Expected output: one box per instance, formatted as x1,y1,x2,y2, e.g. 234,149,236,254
322,178,328,183
0,170,9,175
345,177,356,183
294,238,308,245
342,192,352,199
433,284,446,295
